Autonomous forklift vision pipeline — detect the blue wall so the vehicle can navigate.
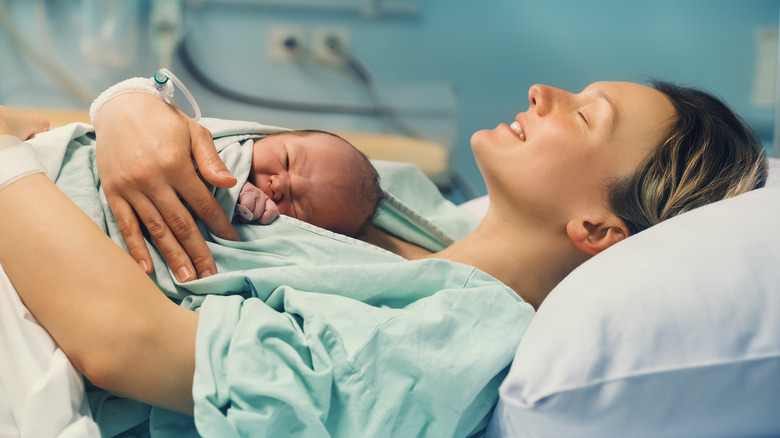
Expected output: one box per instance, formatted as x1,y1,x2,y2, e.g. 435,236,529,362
1,0,777,201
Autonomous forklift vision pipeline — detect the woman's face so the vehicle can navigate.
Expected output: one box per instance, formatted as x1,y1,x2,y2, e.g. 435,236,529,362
471,81,675,228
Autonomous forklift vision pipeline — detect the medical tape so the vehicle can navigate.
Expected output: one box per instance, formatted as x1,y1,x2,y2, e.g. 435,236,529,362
88,77,174,124
0,136,47,190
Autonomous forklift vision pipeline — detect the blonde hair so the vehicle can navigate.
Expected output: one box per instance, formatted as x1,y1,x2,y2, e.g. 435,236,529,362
609,81,768,235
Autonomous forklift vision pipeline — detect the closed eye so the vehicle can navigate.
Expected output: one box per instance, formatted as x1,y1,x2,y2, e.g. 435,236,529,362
578,111,591,128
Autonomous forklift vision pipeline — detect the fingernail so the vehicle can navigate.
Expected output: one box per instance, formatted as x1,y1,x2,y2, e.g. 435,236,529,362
176,266,193,282
201,269,214,278
138,259,150,273
218,170,234,179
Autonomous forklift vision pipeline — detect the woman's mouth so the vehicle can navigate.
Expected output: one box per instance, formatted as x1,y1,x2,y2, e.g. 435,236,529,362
510,121,526,141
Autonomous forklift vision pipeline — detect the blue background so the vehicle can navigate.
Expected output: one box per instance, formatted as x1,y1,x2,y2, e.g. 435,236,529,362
1,0,777,201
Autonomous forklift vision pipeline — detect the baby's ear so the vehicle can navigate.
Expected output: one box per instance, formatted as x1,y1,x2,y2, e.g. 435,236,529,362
566,216,629,256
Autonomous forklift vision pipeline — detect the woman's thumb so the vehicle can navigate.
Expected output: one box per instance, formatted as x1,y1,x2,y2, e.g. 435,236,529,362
191,127,236,188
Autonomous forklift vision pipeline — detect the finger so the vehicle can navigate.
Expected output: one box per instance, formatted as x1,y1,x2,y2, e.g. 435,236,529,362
106,196,154,274
174,169,240,242
132,193,203,282
258,198,280,225
24,114,50,139
189,124,236,189
235,189,256,222
0,107,49,139
152,189,222,280
248,193,265,221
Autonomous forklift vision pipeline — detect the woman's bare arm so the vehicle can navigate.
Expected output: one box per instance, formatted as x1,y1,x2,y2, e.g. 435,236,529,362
0,170,198,414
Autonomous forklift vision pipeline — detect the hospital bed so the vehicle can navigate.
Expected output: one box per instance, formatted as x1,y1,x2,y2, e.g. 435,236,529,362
2,109,780,437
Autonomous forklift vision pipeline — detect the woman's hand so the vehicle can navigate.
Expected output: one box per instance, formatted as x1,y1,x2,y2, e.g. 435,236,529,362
0,106,49,139
236,181,280,225
93,93,239,282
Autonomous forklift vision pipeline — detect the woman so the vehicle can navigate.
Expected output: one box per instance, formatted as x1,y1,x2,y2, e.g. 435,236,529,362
0,80,767,436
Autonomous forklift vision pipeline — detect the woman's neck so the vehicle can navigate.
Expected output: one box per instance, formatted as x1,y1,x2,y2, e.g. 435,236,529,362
431,214,580,309
362,214,584,309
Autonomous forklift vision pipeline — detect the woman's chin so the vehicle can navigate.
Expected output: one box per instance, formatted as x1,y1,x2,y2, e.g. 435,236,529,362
470,128,499,165
470,129,488,149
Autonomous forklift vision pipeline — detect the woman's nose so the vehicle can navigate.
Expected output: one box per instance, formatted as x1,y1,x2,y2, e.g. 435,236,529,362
528,84,563,117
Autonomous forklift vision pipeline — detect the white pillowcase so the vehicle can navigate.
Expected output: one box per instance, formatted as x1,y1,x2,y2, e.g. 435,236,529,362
459,195,489,219
487,158,780,437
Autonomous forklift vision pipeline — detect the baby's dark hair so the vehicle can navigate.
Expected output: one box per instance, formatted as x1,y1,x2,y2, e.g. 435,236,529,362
274,129,384,237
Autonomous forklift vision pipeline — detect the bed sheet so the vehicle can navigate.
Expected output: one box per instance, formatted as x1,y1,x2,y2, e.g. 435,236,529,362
0,264,99,437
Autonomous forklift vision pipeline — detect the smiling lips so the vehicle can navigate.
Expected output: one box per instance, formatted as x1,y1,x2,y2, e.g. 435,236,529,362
510,121,526,141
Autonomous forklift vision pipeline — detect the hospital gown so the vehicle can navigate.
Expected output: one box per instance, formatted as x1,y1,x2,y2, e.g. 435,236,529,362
44,119,535,438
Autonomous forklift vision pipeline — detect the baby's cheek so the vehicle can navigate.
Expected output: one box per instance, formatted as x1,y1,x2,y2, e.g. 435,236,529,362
276,202,293,218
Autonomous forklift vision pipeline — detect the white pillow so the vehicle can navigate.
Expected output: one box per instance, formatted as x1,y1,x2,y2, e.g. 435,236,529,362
487,158,780,437
459,195,489,219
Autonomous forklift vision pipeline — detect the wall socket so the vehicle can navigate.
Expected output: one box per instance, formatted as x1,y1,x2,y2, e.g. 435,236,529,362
311,27,350,66
267,24,305,61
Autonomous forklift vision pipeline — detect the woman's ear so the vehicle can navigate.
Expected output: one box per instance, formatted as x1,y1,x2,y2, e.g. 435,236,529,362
566,217,630,256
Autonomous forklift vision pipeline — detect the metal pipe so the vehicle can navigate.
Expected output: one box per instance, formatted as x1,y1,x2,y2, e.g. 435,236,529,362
188,0,420,19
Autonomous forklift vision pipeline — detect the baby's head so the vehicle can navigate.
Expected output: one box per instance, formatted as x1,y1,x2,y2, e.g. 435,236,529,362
250,130,383,237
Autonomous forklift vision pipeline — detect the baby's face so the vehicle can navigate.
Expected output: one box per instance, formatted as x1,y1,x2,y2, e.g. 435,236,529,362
250,132,370,236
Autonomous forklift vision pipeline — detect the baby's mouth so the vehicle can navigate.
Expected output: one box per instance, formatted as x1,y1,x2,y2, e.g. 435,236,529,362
510,121,526,141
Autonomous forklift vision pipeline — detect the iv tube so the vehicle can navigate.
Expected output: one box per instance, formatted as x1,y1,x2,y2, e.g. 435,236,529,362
154,67,202,121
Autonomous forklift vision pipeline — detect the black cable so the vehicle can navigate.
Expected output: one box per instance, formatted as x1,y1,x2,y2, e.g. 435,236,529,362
342,51,426,139
177,39,451,119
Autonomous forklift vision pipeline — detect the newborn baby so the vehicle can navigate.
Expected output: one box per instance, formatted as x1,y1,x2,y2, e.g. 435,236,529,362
235,130,383,238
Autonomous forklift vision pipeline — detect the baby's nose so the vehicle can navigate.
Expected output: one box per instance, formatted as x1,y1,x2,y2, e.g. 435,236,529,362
269,174,289,201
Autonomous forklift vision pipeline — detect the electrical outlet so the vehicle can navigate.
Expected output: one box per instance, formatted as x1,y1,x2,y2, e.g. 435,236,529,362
268,24,305,61
312,27,350,66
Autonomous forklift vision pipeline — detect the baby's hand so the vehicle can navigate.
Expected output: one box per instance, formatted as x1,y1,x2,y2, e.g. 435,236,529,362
236,181,280,225
0,106,49,139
